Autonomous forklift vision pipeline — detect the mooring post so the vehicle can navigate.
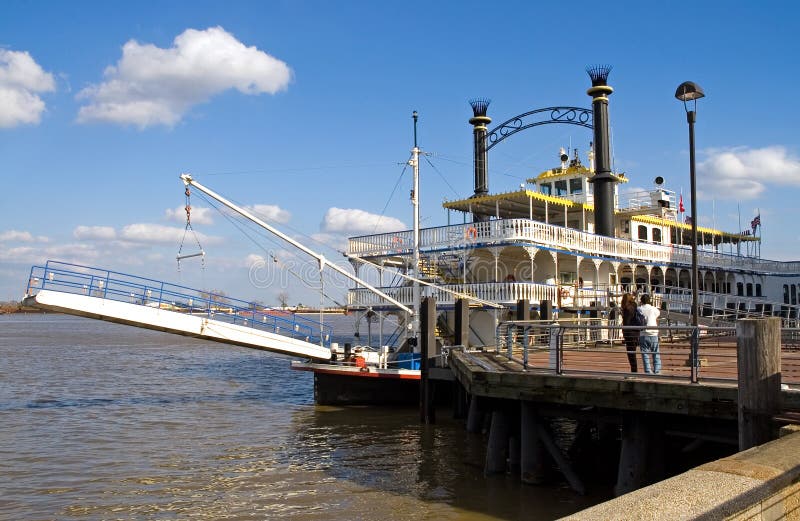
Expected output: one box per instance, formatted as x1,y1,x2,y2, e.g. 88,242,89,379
485,408,509,475
737,317,781,450
520,401,547,484
420,296,437,424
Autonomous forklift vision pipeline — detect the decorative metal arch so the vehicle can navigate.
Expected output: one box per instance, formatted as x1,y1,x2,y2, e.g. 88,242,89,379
485,106,593,151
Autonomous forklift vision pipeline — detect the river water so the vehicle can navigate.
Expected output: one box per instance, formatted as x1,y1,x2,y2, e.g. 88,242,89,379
0,314,605,520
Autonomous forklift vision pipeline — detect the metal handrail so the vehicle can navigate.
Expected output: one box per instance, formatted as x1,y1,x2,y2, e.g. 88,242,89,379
496,321,740,384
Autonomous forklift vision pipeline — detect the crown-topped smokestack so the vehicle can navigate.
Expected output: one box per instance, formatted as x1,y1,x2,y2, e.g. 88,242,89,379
470,98,491,118
585,65,616,237
586,65,612,87
469,98,492,221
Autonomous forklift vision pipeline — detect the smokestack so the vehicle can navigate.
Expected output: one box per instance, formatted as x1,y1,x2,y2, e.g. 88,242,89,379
586,65,616,237
469,98,491,222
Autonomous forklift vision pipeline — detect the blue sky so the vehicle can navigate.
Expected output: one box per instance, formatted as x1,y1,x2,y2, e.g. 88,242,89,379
1,0,799,305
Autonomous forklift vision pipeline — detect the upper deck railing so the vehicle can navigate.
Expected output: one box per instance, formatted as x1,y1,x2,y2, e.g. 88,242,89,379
26,260,333,347
348,218,798,274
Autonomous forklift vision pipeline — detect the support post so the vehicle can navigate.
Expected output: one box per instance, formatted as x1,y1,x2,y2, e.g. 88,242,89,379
737,317,781,450
485,409,509,475
466,394,484,433
520,401,547,484
420,296,437,424
517,299,530,367
455,298,469,348
615,413,652,496
540,299,552,321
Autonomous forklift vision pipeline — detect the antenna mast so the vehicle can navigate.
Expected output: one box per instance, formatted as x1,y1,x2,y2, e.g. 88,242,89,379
410,110,421,353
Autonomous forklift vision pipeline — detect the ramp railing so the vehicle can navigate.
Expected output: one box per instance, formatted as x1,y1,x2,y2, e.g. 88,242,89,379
26,260,333,348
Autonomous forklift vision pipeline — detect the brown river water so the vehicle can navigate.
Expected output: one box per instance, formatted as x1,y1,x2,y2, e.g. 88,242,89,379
0,314,606,520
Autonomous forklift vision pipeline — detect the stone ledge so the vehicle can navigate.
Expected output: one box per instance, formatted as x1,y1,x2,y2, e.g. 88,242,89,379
561,432,800,520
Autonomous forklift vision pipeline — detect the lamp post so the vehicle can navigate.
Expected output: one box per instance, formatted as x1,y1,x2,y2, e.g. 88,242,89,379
675,81,705,328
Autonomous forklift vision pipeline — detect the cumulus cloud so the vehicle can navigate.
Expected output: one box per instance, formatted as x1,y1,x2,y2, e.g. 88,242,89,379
0,49,55,128
71,223,221,246
0,229,48,242
321,208,406,235
245,204,291,224
165,205,214,225
698,146,800,200
73,225,117,241
76,26,292,128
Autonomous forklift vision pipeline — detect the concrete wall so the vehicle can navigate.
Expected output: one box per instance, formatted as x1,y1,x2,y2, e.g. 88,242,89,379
561,428,800,520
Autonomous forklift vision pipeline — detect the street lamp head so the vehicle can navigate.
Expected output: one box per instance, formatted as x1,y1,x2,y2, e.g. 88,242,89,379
675,81,705,102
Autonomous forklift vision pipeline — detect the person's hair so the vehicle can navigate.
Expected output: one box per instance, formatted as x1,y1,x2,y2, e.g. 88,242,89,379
620,293,633,308
640,294,650,305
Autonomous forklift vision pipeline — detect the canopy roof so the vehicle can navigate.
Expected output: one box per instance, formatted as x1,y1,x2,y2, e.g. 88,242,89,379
442,189,590,220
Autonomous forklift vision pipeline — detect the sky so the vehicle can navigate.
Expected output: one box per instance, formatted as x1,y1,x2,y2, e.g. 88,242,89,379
1,0,799,306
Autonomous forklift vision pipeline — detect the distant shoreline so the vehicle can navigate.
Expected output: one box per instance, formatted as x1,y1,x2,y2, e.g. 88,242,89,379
0,302,46,314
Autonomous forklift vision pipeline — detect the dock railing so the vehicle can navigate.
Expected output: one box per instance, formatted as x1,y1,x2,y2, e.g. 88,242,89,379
26,260,334,347
496,320,800,385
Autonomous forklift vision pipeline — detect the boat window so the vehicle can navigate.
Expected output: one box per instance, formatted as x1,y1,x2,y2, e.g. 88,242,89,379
569,178,582,194
638,225,648,241
793,285,798,305
784,284,790,304
737,282,744,296
746,283,753,297
540,183,552,195
755,284,762,297
554,180,568,196
652,228,662,243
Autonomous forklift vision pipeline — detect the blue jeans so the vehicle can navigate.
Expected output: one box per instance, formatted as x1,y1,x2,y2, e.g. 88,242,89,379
639,335,661,374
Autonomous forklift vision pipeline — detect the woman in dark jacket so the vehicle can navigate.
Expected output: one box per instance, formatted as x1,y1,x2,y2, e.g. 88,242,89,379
620,293,639,372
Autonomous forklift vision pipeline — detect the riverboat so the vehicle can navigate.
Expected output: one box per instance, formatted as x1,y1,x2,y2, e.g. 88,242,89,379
292,67,800,404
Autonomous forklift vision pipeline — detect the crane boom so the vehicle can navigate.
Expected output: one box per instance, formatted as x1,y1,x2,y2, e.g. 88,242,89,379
180,174,414,315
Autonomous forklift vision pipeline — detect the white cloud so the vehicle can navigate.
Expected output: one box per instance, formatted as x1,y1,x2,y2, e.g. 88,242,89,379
76,26,292,128
165,205,214,225
310,232,348,251
321,208,406,235
0,230,48,243
120,223,221,245
245,204,291,224
0,49,55,128
698,146,800,200
73,225,117,241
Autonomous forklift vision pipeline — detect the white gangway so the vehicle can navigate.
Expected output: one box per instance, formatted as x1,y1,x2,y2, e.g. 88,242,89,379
23,261,335,360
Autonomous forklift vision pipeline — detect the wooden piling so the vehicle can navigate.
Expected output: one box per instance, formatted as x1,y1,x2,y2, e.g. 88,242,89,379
420,296,436,424
615,413,651,496
466,395,483,433
737,317,781,450
520,401,547,484
485,409,509,475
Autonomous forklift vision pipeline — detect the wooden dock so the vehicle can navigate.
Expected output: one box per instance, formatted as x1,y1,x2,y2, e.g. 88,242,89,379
428,308,800,497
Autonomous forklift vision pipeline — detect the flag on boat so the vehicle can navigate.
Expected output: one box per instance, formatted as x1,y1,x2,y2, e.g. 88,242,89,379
751,214,761,231
678,194,685,213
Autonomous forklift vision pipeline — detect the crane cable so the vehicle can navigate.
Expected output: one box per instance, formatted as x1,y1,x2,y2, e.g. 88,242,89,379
177,186,206,272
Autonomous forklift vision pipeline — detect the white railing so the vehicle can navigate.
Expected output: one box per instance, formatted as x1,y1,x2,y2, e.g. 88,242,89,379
658,285,800,321
348,218,800,275
348,282,560,308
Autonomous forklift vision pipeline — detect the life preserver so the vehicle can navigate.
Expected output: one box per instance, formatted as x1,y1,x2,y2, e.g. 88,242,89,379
465,227,478,240
559,288,570,299
392,236,403,245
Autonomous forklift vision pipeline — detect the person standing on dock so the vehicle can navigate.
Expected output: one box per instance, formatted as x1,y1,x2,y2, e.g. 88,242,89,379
620,294,639,372
638,294,661,374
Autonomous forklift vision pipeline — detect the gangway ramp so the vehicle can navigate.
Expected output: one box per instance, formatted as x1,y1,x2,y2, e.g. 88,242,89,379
22,261,332,361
